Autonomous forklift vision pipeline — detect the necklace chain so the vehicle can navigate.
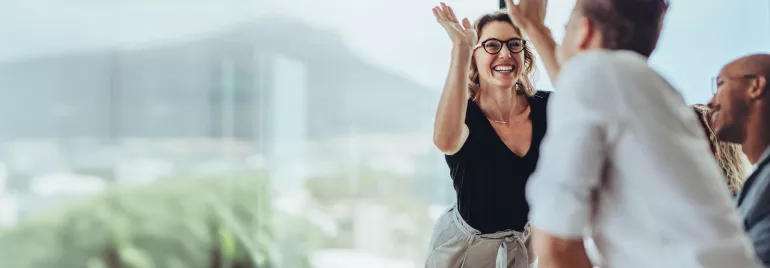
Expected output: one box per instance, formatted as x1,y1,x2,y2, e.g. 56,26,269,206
491,90,517,124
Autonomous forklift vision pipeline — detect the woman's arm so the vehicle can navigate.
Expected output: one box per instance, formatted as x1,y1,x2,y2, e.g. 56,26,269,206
433,46,472,155
431,3,476,155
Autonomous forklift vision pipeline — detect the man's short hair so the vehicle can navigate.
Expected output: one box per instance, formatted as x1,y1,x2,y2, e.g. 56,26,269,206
577,0,669,57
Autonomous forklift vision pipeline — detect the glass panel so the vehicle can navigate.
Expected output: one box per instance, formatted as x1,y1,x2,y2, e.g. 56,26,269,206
0,1,497,267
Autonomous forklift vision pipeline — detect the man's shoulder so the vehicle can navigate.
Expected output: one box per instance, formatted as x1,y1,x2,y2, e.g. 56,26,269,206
559,50,653,88
563,50,649,71
740,162,770,218
556,51,612,91
560,50,611,74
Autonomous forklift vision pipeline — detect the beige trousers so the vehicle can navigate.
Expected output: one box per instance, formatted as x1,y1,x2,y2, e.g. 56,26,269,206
425,203,537,268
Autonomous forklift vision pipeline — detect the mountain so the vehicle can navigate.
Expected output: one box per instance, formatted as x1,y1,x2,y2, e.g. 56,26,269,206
0,16,438,142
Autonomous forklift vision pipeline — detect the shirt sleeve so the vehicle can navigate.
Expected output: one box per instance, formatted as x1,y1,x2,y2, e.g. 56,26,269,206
526,52,619,238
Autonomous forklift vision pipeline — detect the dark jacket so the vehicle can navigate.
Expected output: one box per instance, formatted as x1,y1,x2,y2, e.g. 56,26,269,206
737,146,770,266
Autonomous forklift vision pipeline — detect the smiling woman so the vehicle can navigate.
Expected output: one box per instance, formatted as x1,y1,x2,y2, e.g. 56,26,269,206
428,4,548,267
0,0,504,267
0,0,767,267
692,104,750,195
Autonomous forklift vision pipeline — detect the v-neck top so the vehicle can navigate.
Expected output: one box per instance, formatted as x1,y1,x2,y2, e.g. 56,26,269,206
445,90,550,233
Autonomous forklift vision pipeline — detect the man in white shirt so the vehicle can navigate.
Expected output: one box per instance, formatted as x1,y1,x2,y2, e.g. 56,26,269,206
708,54,770,265
504,0,763,267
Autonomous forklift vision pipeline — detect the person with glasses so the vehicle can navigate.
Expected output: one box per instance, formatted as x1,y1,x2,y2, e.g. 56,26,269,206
504,0,763,267
708,53,770,265
427,3,549,268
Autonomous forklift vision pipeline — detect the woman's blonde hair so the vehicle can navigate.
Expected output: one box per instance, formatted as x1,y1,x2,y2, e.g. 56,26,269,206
468,9,538,101
692,104,749,194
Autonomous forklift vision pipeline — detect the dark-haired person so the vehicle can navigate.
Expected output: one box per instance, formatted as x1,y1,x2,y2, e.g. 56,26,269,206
708,53,770,266
505,0,763,267
426,3,549,268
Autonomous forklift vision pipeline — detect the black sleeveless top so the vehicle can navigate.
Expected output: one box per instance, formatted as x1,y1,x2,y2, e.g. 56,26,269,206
445,90,550,233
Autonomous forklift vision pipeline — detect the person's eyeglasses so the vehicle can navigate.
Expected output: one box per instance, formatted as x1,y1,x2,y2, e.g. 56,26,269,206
711,74,758,95
474,38,525,55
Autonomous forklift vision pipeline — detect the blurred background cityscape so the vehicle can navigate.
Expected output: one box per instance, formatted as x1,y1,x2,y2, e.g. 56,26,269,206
0,0,767,267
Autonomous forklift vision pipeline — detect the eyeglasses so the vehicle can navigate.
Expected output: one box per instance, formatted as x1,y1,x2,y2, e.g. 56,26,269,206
474,38,525,55
711,74,758,95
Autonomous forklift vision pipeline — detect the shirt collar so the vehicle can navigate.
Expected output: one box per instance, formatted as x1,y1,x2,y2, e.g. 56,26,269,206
751,146,770,173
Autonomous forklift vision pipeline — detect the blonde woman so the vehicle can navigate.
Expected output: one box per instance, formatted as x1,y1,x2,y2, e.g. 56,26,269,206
693,104,750,195
428,3,548,268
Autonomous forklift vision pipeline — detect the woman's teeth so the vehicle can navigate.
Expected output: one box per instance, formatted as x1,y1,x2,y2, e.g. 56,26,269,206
494,66,514,72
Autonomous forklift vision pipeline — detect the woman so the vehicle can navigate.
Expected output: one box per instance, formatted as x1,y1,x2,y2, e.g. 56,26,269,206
427,4,548,268
692,104,750,195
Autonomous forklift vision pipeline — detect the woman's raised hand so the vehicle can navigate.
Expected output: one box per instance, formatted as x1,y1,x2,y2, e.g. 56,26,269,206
432,3,477,49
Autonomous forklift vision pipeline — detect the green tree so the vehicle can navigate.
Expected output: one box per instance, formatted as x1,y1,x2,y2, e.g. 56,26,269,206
0,171,275,268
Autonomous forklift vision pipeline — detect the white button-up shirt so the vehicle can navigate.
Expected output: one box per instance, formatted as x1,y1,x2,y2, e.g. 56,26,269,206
526,50,762,268
750,147,769,174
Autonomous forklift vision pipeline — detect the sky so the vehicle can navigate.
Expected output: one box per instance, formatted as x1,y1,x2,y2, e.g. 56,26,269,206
0,0,768,105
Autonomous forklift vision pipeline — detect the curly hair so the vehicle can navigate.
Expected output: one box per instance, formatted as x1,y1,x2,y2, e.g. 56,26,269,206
692,104,749,194
468,9,538,101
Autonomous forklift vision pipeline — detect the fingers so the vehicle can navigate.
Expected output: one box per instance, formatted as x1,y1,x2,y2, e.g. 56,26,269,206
507,4,520,18
461,18,472,30
432,7,442,21
434,3,460,24
433,6,447,22
439,2,455,23
446,5,459,23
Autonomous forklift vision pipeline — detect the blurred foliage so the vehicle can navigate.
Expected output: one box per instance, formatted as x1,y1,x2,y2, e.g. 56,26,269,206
0,171,274,268
0,167,443,268
272,212,320,268
304,169,438,264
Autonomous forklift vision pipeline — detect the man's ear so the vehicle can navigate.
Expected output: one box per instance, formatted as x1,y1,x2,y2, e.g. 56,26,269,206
749,75,767,100
577,17,594,50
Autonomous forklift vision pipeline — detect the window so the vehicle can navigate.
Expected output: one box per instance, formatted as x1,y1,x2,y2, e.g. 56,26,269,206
531,0,770,105
650,0,770,104
0,1,496,267
0,0,767,267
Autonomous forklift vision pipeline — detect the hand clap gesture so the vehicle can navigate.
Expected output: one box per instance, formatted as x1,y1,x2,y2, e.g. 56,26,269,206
433,3,478,49
504,0,547,31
